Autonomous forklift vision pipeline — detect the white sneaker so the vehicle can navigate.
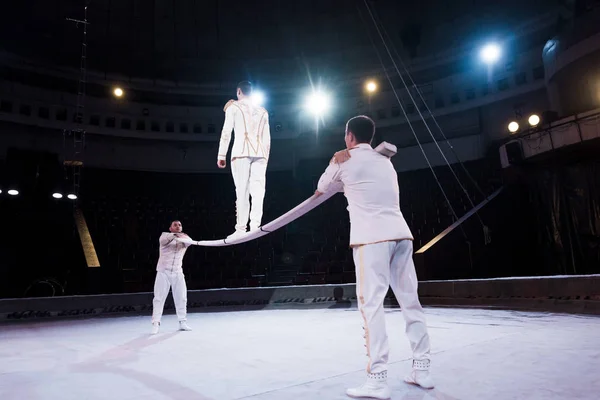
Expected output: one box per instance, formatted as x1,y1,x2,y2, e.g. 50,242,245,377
179,321,192,331
346,371,391,399
151,322,160,335
404,359,435,389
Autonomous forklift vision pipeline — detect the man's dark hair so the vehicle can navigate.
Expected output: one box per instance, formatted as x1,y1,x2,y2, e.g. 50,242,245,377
237,81,252,95
346,115,375,144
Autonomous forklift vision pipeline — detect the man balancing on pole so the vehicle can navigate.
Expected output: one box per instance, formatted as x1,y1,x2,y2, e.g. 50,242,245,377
316,115,434,399
217,81,271,239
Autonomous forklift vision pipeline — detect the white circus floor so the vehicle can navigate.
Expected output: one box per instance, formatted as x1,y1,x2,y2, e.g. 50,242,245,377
0,306,599,400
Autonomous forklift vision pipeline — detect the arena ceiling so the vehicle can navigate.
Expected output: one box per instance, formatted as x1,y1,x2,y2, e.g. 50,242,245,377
0,0,562,91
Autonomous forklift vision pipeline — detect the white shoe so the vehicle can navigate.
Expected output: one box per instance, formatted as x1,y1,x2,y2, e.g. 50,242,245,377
151,322,160,335
346,371,391,399
179,321,192,331
404,359,435,389
226,230,246,240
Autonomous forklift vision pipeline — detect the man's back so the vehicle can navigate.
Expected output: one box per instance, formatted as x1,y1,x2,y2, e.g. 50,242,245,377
219,98,270,160
318,143,413,246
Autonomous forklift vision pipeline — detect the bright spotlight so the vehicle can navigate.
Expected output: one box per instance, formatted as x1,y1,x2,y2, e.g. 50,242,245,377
508,121,519,133
528,114,540,127
480,43,501,65
251,91,265,106
305,91,331,116
67,194,78,200
8,189,19,196
366,81,377,93
113,87,124,97
52,193,63,199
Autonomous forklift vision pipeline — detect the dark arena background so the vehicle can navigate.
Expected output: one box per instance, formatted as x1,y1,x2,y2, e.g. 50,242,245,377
1,1,600,399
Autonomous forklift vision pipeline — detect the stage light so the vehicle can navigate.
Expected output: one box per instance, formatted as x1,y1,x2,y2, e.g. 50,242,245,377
67,194,78,200
528,114,540,127
366,81,377,93
508,121,519,133
251,91,265,106
113,87,124,98
52,193,63,199
480,43,501,65
8,189,19,196
305,91,331,116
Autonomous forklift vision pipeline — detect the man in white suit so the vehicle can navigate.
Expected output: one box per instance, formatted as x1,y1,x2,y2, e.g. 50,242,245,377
217,81,271,239
316,116,434,399
151,220,194,335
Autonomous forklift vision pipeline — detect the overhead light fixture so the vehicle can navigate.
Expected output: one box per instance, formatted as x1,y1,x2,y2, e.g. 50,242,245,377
366,81,377,93
528,114,540,127
508,121,519,133
250,91,265,106
480,43,501,65
52,193,63,199
67,194,78,200
113,87,124,98
305,90,332,117
7,189,19,196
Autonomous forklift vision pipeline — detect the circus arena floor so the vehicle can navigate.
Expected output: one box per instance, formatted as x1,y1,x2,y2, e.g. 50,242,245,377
1,307,599,400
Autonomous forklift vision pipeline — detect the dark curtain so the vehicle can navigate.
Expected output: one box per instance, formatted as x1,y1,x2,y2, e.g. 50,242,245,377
528,160,600,275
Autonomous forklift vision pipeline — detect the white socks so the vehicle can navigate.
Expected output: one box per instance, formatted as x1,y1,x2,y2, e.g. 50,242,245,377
151,322,160,335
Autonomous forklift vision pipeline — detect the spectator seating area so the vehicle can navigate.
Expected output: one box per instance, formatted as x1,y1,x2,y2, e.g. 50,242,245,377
0,192,84,298
79,156,501,293
0,151,501,297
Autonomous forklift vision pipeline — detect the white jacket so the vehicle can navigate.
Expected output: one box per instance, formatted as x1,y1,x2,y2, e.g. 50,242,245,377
317,143,413,247
217,98,271,161
156,232,192,272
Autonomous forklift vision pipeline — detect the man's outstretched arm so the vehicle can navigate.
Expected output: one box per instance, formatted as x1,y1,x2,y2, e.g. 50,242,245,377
173,233,195,248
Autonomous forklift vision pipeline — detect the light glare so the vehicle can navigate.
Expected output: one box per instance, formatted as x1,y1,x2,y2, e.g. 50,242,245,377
480,43,501,64
8,189,19,196
305,91,331,116
114,87,124,97
528,114,540,127
366,81,377,93
251,91,265,106
508,121,519,133
67,194,78,200
52,193,63,199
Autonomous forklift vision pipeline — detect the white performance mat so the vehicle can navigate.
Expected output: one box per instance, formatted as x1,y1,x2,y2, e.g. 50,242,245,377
179,142,397,247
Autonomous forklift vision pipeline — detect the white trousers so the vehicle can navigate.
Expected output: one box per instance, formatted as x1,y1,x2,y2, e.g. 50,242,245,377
231,156,268,232
353,240,431,374
152,270,187,323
